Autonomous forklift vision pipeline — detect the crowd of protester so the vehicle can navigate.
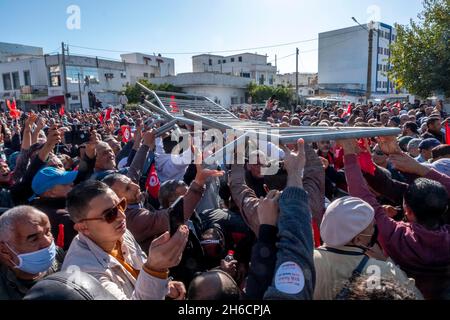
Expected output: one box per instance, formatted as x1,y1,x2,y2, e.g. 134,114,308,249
0,95,449,300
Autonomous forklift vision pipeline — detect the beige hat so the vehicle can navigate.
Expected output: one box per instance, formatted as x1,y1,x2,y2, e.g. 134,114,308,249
320,196,374,247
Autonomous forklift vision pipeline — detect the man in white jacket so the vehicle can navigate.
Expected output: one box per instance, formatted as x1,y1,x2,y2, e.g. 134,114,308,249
62,180,188,300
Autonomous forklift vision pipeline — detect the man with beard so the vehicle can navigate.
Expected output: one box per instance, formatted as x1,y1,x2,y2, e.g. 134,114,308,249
422,117,445,144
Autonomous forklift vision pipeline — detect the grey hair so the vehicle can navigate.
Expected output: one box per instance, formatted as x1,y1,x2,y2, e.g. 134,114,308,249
0,206,43,242
102,173,129,188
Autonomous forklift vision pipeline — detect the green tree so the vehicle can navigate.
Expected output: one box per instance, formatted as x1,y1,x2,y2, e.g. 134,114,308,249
247,82,294,107
124,80,183,103
389,0,450,98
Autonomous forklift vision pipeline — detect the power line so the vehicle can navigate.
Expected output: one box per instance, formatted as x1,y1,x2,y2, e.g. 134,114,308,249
66,27,365,57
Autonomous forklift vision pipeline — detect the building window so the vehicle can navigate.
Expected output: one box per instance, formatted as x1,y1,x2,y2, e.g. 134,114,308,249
230,58,235,62
120,72,127,79
269,76,274,85
259,74,265,85
240,72,250,78
143,73,149,78
208,59,212,66
12,72,20,90
2,73,12,90
218,60,221,64
238,56,242,62
150,73,155,78
222,59,226,64
23,70,31,86
49,66,61,87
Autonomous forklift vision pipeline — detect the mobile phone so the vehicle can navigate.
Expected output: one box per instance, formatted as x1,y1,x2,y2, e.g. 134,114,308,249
168,196,185,236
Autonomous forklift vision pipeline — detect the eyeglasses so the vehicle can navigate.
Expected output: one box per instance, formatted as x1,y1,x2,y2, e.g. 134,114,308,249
79,198,127,224
373,150,386,156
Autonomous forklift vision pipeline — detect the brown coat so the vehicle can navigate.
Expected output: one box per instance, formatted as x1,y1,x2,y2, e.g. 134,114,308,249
125,181,205,253
230,143,325,235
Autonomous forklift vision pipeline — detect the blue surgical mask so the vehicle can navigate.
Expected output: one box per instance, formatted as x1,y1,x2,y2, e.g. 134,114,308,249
7,241,56,274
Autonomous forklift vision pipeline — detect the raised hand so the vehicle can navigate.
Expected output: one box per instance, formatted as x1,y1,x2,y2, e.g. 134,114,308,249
257,190,281,227
388,152,430,176
145,225,189,273
193,144,224,186
378,136,402,155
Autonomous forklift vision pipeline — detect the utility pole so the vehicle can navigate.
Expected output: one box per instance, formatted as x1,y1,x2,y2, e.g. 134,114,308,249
77,73,83,110
366,23,374,102
352,18,377,103
61,42,69,111
295,48,299,109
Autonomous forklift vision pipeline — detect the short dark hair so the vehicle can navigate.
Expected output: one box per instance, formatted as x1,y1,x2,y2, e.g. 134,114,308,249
66,180,111,222
432,145,450,160
187,270,241,300
427,117,440,127
403,121,419,134
404,178,448,228
159,180,187,209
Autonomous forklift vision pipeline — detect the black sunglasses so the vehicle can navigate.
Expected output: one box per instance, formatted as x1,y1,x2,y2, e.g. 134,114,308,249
79,198,127,224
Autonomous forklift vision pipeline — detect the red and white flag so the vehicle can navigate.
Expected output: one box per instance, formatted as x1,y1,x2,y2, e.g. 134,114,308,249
121,125,132,143
145,163,160,199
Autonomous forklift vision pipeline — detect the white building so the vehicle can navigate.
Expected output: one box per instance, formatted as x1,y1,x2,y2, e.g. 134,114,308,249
192,53,277,86
0,43,49,109
121,53,175,78
318,22,399,97
45,52,175,110
0,42,43,63
275,72,318,87
1,57,48,102
150,72,252,107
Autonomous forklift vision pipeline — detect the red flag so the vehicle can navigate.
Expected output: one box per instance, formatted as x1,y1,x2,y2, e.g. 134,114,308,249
170,95,179,113
98,112,104,123
105,107,113,121
56,224,65,248
11,98,16,110
445,121,450,145
357,138,376,176
121,125,131,143
341,103,352,118
59,104,65,116
145,163,160,199
8,99,20,119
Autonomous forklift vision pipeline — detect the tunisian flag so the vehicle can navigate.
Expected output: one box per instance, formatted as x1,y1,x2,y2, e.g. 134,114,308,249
59,105,65,116
121,125,132,143
145,163,160,199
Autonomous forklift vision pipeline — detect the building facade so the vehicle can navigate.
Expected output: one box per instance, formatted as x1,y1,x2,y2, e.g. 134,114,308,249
44,52,175,110
0,42,43,63
318,22,398,97
192,53,277,86
150,72,252,107
274,72,318,87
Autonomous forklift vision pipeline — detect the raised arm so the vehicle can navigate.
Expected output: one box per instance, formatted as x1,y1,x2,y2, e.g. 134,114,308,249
264,139,315,300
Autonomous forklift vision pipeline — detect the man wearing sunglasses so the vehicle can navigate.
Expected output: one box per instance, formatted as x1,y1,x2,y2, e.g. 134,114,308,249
102,156,222,253
63,180,189,300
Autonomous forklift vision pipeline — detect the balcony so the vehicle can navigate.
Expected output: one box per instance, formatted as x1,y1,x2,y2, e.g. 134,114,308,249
20,85,48,101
